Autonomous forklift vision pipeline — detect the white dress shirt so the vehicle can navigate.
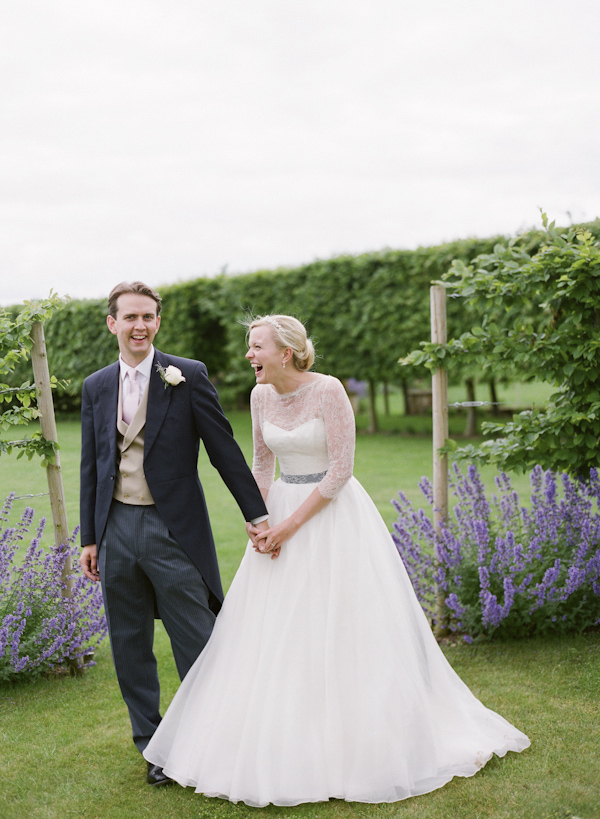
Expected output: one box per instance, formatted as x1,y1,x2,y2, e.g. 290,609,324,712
119,347,155,402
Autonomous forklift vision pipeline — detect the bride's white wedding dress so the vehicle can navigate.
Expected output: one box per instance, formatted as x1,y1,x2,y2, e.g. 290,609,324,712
144,375,529,806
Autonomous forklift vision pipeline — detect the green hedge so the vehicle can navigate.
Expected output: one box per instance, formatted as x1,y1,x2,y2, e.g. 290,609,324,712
8,221,599,412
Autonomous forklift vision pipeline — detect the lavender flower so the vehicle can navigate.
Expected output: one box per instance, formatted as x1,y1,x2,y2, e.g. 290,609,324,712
0,498,107,681
392,465,600,640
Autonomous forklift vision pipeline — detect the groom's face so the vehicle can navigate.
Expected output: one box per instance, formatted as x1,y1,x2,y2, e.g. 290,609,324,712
107,293,161,367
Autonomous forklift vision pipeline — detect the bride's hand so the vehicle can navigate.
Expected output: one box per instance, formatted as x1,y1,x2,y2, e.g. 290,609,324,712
254,529,281,559
255,518,298,560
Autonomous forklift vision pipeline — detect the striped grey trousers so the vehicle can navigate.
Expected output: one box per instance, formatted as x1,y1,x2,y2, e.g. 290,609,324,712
99,500,216,752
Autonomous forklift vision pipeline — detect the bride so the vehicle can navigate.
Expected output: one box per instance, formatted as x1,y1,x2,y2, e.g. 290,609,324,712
143,314,530,807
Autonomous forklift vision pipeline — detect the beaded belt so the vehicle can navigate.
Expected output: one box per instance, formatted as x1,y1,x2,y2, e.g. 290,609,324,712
280,471,327,484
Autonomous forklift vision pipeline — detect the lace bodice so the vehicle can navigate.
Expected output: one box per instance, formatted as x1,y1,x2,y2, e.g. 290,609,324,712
250,375,356,499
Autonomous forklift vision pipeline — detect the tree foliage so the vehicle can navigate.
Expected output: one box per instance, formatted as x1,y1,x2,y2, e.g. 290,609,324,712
0,295,66,465
10,236,501,413
403,215,600,477
7,221,600,430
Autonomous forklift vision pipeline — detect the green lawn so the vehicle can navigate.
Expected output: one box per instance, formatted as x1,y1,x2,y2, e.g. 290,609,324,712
1,629,597,819
1,399,598,819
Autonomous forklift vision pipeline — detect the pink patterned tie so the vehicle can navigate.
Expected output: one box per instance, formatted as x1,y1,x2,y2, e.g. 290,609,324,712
122,369,140,425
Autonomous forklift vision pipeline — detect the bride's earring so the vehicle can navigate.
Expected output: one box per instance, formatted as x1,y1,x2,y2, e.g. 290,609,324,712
282,360,286,369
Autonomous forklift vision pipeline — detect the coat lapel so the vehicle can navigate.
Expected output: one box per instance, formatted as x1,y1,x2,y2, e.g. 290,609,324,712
98,362,120,466
144,350,173,457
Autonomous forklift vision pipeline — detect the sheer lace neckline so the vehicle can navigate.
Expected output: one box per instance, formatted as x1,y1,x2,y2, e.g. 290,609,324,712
267,375,326,399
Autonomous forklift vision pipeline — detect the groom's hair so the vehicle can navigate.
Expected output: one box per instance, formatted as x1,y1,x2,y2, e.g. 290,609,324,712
108,281,163,318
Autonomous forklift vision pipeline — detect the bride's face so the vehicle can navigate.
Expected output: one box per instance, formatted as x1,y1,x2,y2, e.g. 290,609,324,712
246,326,285,385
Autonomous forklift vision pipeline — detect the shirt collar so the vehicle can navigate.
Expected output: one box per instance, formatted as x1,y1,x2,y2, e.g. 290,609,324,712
118,346,155,381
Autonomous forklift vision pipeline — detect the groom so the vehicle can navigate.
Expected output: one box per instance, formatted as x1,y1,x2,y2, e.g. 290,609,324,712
79,281,268,785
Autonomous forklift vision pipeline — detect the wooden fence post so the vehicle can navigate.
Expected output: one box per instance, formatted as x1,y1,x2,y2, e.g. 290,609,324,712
30,321,73,597
431,285,449,636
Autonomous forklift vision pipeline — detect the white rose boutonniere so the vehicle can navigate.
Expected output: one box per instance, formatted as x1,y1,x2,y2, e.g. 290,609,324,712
156,363,186,388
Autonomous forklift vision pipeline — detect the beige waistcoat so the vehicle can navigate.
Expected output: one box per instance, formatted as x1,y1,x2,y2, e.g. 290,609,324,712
113,378,155,505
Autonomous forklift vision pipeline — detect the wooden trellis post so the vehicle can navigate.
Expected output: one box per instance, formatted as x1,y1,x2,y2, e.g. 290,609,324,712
30,321,73,597
430,285,449,636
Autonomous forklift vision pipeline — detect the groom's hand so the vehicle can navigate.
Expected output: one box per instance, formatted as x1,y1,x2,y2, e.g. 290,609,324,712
246,519,269,547
80,544,101,581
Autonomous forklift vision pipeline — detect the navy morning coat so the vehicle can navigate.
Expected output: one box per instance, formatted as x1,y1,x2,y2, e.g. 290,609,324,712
79,348,268,610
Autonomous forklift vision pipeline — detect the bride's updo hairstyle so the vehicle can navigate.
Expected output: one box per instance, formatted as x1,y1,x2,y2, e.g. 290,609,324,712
248,315,315,371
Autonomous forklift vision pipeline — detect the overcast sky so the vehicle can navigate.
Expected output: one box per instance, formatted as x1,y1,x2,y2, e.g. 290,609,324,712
1,0,598,306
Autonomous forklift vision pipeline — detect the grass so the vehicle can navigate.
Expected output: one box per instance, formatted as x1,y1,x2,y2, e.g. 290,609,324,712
1,631,597,819
1,391,598,818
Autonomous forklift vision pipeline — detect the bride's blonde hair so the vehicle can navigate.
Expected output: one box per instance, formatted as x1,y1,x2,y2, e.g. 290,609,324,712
246,314,315,372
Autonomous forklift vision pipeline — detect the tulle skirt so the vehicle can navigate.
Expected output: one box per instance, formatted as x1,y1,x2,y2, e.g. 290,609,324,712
144,477,529,806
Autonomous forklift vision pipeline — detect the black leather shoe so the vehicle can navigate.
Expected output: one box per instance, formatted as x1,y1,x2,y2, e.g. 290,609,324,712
146,762,174,786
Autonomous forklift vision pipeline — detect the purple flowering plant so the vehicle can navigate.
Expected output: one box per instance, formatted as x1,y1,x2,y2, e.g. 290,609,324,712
0,493,107,682
392,464,600,641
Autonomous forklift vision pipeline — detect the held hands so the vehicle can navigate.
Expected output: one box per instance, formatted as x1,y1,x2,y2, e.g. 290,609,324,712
246,519,277,557
80,544,101,581
246,523,279,559
246,487,326,560
250,518,299,560
247,524,281,559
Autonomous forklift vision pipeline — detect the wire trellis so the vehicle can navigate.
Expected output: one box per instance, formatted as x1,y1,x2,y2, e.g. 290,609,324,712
449,401,548,409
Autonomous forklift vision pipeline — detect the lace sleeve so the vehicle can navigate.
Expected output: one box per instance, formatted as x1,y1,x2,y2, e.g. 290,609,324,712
250,387,276,492
318,377,356,499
